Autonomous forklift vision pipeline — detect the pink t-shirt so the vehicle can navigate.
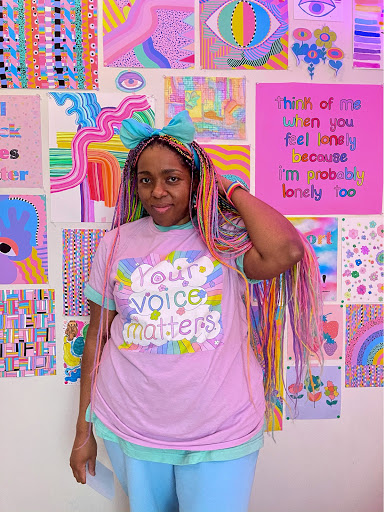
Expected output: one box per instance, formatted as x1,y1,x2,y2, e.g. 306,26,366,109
86,217,265,451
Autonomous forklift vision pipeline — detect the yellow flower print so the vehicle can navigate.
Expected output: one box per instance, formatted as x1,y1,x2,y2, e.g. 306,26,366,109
199,266,206,273
314,26,337,49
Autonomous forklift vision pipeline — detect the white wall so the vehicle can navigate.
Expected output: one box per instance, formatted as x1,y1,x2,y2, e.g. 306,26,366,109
0,1,383,511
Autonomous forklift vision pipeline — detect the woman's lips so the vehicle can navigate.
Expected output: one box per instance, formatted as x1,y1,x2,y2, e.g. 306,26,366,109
152,205,172,213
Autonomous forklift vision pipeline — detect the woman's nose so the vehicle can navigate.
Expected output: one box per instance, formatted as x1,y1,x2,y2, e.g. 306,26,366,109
152,181,168,198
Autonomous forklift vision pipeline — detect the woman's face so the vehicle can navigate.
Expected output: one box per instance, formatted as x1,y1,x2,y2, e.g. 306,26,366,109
136,144,193,227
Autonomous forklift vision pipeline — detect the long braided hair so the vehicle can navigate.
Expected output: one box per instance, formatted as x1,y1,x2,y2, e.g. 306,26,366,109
91,134,323,429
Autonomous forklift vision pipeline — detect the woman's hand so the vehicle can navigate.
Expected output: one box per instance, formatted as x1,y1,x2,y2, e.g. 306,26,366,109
70,430,97,484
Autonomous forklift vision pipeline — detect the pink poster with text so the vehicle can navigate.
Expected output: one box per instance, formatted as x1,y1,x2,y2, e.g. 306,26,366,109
255,83,383,214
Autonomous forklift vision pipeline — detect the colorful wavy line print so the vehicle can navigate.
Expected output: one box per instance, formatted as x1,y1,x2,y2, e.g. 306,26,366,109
200,0,288,70
51,95,151,193
0,0,97,89
103,0,194,68
202,145,250,188
353,0,383,69
62,229,106,316
0,289,56,378
346,304,383,388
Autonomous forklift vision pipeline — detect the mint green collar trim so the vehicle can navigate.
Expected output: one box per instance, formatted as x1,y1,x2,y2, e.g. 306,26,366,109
154,221,193,231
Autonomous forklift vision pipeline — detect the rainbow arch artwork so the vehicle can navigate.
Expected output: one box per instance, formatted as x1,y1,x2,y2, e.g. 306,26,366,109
200,0,288,69
0,195,48,285
103,0,195,68
346,304,383,388
49,93,154,222
0,0,97,89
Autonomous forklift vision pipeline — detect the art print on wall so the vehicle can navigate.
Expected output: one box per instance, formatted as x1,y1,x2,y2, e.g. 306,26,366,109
103,0,194,68
0,0,98,89
63,320,88,384
345,304,383,387
0,195,48,284
165,76,246,140
288,217,338,301
202,145,250,188
0,289,56,378
294,0,343,21
200,0,288,70
49,93,154,223
286,365,341,419
62,229,105,316
255,83,383,215
341,216,383,303
353,0,384,70
287,304,343,361
0,96,42,188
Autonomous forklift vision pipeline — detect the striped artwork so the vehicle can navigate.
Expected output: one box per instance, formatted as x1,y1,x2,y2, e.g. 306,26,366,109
353,0,384,69
62,229,106,316
201,145,250,189
0,0,98,89
200,0,288,69
0,289,56,378
103,0,194,68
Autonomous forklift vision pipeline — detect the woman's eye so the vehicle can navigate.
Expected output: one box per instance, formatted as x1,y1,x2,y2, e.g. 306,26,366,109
168,177,179,183
141,178,150,184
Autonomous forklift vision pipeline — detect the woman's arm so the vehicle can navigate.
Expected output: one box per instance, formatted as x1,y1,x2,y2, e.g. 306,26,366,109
218,176,304,280
70,301,117,484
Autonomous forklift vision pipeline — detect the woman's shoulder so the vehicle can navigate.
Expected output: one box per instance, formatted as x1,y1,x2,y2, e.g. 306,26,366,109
102,217,150,245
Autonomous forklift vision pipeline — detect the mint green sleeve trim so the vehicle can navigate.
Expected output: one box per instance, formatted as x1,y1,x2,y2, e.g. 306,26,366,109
84,283,116,310
87,406,264,465
235,254,262,284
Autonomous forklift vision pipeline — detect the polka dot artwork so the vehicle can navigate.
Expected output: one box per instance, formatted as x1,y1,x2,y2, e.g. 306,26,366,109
341,217,384,303
345,304,383,388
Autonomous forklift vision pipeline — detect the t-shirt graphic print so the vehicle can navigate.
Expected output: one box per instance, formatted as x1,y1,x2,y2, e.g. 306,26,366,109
115,250,223,354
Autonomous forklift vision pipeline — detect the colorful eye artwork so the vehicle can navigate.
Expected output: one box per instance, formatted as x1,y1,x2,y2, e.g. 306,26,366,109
200,0,288,69
116,71,146,92
294,0,343,21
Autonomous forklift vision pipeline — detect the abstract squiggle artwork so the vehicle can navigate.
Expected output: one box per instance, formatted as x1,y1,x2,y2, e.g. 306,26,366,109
202,145,250,188
103,0,194,68
49,93,154,222
0,195,48,285
0,289,56,378
341,217,383,303
165,76,246,140
63,319,88,384
200,0,288,69
0,0,98,89
345,304,383,387
62,229,105,316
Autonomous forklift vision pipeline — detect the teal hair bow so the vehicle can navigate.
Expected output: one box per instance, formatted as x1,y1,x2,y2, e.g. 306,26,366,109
120,110,196,150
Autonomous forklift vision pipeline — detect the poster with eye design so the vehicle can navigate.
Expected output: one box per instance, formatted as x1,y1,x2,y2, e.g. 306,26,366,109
0,289,56,378
49,92,155,223
288,217,338,301
200,0,288,69
345,304,383,387
0,96,42,188
286,365,341,419
103,0,194,68
0,195,48,285
63,320,88,384
294,0,343,21
116,71,146,92
341,217,383,303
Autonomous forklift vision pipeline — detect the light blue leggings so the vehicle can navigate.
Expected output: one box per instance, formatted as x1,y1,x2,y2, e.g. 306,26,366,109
104,440,258,512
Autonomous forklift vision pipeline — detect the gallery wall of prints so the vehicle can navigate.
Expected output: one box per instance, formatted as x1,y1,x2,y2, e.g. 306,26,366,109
0,1,382,511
